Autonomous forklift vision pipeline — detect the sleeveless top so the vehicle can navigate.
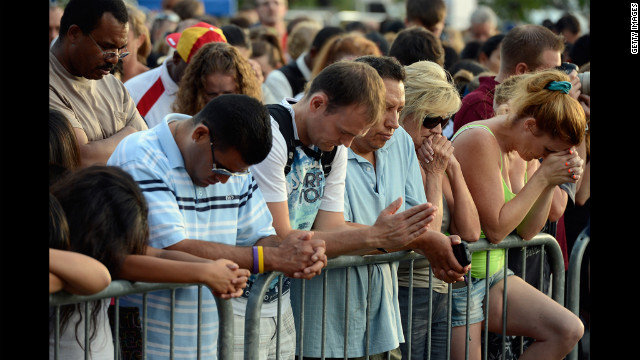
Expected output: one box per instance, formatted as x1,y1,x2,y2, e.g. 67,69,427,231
452,124,523,278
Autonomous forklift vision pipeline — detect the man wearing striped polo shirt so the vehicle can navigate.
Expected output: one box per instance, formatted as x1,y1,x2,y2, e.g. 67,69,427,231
108,94,327,360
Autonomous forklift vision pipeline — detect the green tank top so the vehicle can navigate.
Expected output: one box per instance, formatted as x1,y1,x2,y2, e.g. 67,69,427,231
452,124,522,278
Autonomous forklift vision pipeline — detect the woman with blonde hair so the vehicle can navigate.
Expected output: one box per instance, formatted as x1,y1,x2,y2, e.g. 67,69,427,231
398,60,480,360
120,3,152,82
448,68,586,360
172,41,262,115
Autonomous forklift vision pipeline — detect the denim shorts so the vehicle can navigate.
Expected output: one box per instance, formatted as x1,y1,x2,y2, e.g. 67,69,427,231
450,268,515,327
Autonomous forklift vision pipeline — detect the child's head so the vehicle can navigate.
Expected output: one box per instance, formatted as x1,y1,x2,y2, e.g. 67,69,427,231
49,166,150,277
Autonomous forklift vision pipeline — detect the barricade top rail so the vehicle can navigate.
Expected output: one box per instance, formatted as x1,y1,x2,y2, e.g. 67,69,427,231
49,232,561,307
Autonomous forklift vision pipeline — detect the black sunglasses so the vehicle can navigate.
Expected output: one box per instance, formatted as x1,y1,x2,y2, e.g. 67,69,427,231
422,114,452,129
210,141,250,177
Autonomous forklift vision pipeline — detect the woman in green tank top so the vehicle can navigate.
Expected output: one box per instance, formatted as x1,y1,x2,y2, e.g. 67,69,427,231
448,69,587,360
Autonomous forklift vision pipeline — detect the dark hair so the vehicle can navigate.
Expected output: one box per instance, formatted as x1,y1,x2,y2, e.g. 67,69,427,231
193,94,273,165
365,31,390,56
50,166,149,278
460,40,483,60
354,55,405,82
405,0,446,28
59,0,129,39
222,24,251,50
49,108,81,174
569,34,590,67
380,18,405,34
389,26,444,66
49,193,70,250
311,26,346,52
479,34,505,59
555,13,581,35
49,165,148,347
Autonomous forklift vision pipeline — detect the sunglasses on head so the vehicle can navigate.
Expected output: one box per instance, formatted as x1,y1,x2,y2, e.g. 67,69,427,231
422,114,452,129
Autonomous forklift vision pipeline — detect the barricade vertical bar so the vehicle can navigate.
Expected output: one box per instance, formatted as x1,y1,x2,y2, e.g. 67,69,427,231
501,249,509,358
54,305,60,360
427,268,433,360
276,275,283,360
245,272,280,359
197,285,202,360
170,289,175,360
299,280,306,359
216,296,234,360
482,250,490,360
446,284,452,360
143,293,148,360
321,270,328,360
114,297,121,360
464,266,471,360
539,245,545,292
365,264,372,359
567,230,590,360
344,269,350,360
85,301,90,360
518,247,527,356
407,260,414,359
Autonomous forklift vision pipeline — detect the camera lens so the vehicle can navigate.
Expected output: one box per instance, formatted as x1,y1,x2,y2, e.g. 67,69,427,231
577,72,590,96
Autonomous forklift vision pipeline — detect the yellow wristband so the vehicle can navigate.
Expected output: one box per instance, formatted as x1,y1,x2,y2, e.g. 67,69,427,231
257,246,264,274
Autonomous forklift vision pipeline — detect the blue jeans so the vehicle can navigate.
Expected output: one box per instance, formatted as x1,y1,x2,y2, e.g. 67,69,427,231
398,286,448,360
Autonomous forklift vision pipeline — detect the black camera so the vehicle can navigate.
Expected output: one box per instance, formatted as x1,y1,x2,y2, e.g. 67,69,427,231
452,241,471,267
554,62,589,96
555,62,578,74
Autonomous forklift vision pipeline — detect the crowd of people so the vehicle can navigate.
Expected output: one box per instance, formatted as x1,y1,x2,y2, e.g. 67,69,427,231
49,0,591,359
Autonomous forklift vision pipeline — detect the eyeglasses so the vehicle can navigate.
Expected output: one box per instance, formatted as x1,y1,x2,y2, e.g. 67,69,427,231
422,114,452,129
210,142,250,177
87,33,130,61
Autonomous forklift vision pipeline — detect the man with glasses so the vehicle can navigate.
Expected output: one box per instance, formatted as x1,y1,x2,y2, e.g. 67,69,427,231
108,94,327,360
50,0,147,167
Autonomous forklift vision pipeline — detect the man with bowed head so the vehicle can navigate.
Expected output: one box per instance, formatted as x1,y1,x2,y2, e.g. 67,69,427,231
108,94,327,360
249,60,468,359
49,0,148,167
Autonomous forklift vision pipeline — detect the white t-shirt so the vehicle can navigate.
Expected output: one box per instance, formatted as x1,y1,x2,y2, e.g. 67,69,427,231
124,57,179,129
250,99,347,226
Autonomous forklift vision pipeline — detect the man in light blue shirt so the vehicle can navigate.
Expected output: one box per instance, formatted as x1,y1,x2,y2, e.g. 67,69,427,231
107,94,327,360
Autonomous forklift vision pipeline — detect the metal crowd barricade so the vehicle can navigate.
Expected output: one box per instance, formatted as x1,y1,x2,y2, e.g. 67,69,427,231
49,232,571,360
244,232,567,360
566,227,590,360
49,281,235,360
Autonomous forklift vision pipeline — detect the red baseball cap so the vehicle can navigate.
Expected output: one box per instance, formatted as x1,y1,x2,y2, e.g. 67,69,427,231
165,22,227,63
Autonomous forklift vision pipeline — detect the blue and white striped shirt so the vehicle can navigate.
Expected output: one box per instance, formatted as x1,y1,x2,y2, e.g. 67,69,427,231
108,114,279,359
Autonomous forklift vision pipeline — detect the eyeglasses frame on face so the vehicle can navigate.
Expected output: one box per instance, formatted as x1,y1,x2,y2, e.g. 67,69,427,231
87,33,130,61
422,114,452,129
209,141,250,177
